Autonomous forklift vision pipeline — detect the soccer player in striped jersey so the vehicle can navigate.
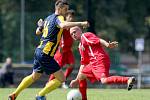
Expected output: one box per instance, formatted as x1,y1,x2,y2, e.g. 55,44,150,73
69,26,135,100
48,9,75,89
8,1,89,100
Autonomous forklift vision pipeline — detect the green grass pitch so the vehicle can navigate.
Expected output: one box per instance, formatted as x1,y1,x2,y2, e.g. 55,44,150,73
0,88,150,100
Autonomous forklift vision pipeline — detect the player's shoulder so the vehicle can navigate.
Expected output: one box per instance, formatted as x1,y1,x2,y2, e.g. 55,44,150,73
82,32,100,44
57,15,65,21
83,32,97,38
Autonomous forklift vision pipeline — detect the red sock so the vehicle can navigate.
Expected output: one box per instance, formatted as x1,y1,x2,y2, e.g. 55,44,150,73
48,74,55,81
105,76,129,84
79,79,87,100
65,67,73,78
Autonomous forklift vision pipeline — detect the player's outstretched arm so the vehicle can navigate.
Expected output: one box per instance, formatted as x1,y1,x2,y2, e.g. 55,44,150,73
59,21,89,29
70,65,85,87
100,39,118,48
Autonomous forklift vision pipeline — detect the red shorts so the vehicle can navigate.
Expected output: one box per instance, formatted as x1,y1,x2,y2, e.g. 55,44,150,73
82,60,110,83
54,50,75,67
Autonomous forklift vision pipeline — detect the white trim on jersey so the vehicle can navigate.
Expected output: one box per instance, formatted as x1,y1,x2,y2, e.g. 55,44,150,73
82,34,93,44
82,34,96,59
61,35,64,47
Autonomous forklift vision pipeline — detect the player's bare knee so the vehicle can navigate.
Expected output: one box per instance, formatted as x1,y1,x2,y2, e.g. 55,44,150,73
31,73,41,81
54,69,66,82
57,77,66,83
55,74,66,83
101,78,107,84
78,74,86,80
32,75,40,81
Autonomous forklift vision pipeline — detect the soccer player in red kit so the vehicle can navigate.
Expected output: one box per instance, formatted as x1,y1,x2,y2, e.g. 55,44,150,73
69,26,135,100
48,10,75,88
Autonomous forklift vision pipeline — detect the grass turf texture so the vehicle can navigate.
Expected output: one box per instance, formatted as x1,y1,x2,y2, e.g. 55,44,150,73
0,88,149,100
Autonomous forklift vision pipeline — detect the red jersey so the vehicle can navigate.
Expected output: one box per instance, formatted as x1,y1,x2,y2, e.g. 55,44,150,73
60,29,73,52
79,32,110,65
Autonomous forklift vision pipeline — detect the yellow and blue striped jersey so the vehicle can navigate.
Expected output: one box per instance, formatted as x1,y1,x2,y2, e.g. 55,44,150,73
38,13,64,57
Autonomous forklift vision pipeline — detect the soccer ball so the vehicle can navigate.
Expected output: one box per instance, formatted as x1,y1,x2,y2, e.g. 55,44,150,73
67,89,82,100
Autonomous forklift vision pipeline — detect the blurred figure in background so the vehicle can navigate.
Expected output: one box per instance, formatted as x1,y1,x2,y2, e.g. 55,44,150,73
0,57,14,88
48,9,75,89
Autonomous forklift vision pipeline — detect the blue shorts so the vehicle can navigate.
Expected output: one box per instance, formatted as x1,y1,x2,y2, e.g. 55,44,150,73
33,48,60,75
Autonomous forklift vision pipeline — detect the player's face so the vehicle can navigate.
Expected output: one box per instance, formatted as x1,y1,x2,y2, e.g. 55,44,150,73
66,14,74,22
61,5,69,16
70,27,82,40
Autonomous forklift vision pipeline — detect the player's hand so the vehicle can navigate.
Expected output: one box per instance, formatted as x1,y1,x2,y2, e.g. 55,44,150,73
108,41,118,48
81,21,89,28
70,79,78,88
37,19,44,27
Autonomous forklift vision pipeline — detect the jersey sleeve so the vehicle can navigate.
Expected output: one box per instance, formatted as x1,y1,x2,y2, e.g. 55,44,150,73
56,15,65,27
83,32,100,45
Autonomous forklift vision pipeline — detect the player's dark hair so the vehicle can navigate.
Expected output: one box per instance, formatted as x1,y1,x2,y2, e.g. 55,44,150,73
55,0,69,8
66,9,75,15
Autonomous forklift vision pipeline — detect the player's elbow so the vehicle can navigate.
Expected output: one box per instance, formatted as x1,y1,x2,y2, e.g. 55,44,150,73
36,29,42,35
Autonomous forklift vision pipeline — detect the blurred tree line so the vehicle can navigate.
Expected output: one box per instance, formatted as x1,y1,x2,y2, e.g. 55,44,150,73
0,0,150,62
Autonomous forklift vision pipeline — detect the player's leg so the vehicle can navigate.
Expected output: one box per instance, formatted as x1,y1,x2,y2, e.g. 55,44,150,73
48,74,55,81
64,51,75,78
99,63,135,90
64,64,74,79
8,72,42,100
48,50,62,82
101,76,129,84
8,50,43,100
62,63,74,89
79,79,87,100
62,51,74,88
36,57,65,98
78,65,95,100
93,61,135,91
37,69,65,96
101,76,135,90
70,72,88,100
